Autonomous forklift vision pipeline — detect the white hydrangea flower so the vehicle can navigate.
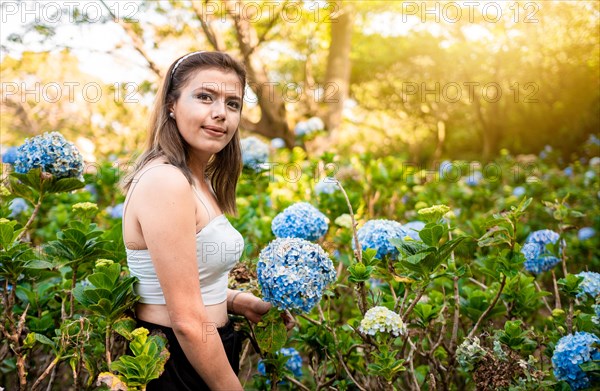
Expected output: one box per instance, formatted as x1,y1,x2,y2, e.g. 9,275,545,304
359,306,406,336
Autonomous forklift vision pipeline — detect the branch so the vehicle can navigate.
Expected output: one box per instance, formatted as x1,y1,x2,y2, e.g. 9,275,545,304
406,338,421,391
99,0,162,78
1,98,39,134
190,0,223,51
402,287,425,321
467,275,507,339
534,280,553,314
31,355,62,391
283,374,311,391
333,178,368,315
248,1,288,55
16,196,43,242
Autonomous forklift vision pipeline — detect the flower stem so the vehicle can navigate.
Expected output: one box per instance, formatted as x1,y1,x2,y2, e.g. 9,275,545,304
105,323,112,368
334,179,362,263
16,195,43,242
551,270,562,310
467,274,507,339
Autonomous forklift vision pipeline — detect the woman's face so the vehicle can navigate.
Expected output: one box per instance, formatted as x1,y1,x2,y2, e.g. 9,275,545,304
171,67,243,160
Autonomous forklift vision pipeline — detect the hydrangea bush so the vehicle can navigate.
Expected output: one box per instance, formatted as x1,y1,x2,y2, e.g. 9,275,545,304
271,202,329,241
257,237,336,313
2,138,599,390
552,332,600,390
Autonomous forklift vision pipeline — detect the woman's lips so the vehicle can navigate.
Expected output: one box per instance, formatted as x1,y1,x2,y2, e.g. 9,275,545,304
202,126,226,136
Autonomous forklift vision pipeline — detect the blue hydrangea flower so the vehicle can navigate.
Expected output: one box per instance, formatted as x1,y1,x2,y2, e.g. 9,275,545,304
512,186,526,197
592,305,600,325
521,229,562,274
563,167,574,177
576,271,600,298
241,136,269,171
2,146,18,165
14,132,84,179
589,134,600,146
257,237,336,313
578,227,596,241
465,171,483,186
258,347,303,378
540,145,553,159
403,221,425,241
9,198,29,218
271,202,328,241
356,219,407,260
271,138,286,149
439,160,461,181
294,117,324,137
552,331,600,390
314,177,338,195
107,203,124,219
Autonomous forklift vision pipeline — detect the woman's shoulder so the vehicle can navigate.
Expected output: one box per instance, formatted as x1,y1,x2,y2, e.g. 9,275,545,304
132,160,190,193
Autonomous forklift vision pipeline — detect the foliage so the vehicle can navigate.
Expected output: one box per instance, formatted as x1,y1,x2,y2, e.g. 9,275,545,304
1,127,599,390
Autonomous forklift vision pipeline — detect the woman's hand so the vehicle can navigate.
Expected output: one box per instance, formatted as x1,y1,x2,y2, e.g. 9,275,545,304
229,290,295,330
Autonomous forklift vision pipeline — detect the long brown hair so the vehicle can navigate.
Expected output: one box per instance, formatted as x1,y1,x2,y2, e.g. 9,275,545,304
123,51,246,215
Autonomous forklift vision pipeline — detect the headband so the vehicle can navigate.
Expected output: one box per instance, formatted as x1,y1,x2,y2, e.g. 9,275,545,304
171,51,206,78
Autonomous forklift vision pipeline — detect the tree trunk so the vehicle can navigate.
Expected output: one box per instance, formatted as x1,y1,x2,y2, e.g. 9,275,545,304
323,0,355,131
432,120,446,162
225,1,294,147
473,94,501,161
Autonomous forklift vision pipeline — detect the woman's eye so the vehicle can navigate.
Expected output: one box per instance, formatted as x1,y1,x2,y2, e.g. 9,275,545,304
228,101,241,110
197,93,212,101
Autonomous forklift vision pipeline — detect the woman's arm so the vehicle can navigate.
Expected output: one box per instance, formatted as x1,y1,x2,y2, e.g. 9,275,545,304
227,289,295,330
133,168,243,390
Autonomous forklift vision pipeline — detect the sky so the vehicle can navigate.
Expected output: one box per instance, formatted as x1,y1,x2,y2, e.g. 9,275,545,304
1,0,160,83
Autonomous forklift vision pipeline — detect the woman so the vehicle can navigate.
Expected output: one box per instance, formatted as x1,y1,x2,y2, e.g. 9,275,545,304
122,51,291,390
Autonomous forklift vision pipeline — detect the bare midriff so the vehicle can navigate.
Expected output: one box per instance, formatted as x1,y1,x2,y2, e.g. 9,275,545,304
135,301,229,329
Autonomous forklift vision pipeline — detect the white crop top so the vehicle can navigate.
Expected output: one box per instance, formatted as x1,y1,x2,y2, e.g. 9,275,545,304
123,165,244,305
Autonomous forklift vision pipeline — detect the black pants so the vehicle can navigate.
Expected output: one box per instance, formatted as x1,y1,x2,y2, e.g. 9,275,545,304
135,319,244,391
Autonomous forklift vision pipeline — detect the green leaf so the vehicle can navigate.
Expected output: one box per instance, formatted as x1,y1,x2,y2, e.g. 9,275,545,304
406,251,433,265
88,273,115,290
8,175,37,201
24,259,54,269
112,317,136,341
46,177,85,193
0,223,16,249
579,360,600,372
558,274,584,297
438,236,469,263
10,169,44,192
254,307,288,354
348,262,372,283
23,332,57,351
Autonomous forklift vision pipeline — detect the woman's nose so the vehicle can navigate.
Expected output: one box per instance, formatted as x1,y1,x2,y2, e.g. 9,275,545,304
211,100,226,119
